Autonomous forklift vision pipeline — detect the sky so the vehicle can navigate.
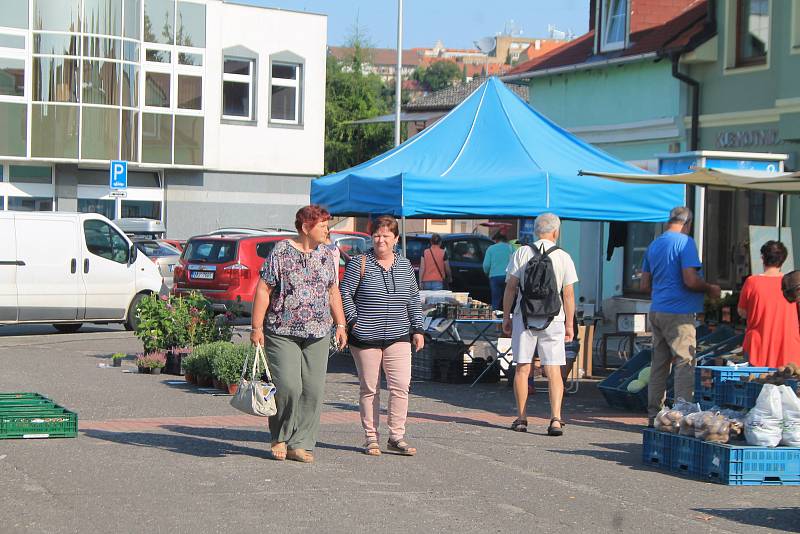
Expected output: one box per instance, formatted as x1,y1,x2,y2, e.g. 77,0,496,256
240,0,590,49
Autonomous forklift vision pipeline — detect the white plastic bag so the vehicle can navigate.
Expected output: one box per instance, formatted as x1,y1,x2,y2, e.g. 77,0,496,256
744,384,783,447
779,384,800,447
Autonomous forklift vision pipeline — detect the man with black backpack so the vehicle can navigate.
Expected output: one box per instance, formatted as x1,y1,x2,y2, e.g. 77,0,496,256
502,213,577,436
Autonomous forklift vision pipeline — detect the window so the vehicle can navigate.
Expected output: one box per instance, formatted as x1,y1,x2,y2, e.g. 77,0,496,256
121,63,139,107
173,115,202,165
83,36,121,60
448,240,481,262
83,60,120,105
31,104,79,158
256,241,277,259
81,106,120,160
124,0,141,39
121,110,138,161
8,197,54,211
78,198,115,219
121,200,161,219
177,74,201,109
623,223,659,294
4,0,29,29
184,239,237,263
0,58,24,97
33,57,80,102
176,1,205,48
33,0,81,32
600,0,628,52
0,103,27,157
270,62,301,124
144,0,174,45
9,165,51,183
33,33,79,56
736,0,770,66
222,57,254,120
141,112,172,163
83,0,122,36
84,219,130,264
145,71,170,107
0,34,25,49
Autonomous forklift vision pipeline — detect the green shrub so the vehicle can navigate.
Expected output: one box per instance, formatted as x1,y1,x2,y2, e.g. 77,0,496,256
211,343,252,385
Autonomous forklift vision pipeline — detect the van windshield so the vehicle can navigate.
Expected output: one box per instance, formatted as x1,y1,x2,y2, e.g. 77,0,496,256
183,239,237,263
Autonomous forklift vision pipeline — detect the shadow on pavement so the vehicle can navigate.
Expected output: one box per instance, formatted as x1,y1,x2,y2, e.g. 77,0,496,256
693,508,800,532
81,428,272,459
546,441,646,471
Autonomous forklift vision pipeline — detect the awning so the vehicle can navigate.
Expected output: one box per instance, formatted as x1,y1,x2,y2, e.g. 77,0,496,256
350,111,445,125
579,167,800,193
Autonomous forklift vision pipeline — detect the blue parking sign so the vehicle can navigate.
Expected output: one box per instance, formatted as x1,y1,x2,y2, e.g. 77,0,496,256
110,160,127,189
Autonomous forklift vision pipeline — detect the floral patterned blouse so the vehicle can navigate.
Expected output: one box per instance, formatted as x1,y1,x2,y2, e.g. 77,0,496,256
260,239,336,338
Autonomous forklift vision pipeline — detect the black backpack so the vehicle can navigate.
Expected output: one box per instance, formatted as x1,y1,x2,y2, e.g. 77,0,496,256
517,244,561,331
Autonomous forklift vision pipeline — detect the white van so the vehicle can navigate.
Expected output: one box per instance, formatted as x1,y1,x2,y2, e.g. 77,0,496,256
0,212,163,332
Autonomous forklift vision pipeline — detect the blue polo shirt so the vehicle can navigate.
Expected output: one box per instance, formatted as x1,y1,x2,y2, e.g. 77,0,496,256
642,231,704,314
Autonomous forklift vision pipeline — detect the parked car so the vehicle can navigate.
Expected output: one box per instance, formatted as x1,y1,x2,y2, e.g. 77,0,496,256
0,212,162,332
160,239,186,252
133,239,181,291
330,232,371,280
172,233,295,317
404,233,494,303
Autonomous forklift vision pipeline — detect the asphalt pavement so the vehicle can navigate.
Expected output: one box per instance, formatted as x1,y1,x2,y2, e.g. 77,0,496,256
0,325,797,533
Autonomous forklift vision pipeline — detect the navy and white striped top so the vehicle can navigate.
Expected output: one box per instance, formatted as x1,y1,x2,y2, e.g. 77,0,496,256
340,251,424,348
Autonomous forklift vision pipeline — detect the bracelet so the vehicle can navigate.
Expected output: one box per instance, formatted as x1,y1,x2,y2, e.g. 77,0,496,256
250,326,263,331
335,324,347,329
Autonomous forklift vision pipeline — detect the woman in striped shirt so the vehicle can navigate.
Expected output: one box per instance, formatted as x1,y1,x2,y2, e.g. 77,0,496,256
340,215,425,456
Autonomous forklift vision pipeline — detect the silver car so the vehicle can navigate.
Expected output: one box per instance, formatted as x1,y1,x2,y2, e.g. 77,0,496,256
133,239,181,291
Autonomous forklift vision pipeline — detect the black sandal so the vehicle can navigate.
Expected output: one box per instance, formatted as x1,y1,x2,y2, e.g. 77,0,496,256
387,438,416,456
511,418,528,432
547,417,565,436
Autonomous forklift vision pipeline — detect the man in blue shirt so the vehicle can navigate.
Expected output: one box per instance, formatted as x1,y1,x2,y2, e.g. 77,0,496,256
641,206,720,425
483,231,515,310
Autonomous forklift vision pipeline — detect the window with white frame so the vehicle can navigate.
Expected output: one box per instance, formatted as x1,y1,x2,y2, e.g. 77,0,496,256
270,62,301,124
0,29,27,159
222,57,254,120
600,0,628,52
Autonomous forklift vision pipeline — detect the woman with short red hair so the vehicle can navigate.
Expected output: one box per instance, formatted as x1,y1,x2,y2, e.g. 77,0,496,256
251,204,347,463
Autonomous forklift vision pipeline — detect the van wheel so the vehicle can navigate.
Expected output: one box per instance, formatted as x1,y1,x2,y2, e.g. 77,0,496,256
125,293,147,331
53,323,82,333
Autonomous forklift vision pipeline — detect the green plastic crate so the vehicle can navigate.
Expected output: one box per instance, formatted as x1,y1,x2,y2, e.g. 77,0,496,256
0,393,78,439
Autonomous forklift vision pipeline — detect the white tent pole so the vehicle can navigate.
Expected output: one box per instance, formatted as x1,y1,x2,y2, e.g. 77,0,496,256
395,0,406,257
694,186,705,261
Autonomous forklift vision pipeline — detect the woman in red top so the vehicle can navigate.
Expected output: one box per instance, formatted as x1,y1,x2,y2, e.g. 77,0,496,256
737,241,800,367
419,234,451,290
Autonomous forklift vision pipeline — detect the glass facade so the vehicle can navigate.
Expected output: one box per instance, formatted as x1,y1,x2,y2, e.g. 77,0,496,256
8,197,54,211
79,198,115,219
4,0,207,167
142,112,172,163
81,106,120,160
0,103,27,157
31,104,79,158
9,165,51,183
121,199,161,219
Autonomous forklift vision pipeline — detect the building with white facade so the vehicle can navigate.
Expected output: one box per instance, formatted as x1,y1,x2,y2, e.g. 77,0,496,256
0,0,326,238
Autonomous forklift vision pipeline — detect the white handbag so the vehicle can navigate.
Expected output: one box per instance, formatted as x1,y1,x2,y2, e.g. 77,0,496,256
230,344,277,417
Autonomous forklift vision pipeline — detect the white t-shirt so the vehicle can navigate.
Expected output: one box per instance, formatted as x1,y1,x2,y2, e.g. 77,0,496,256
506,239,578,323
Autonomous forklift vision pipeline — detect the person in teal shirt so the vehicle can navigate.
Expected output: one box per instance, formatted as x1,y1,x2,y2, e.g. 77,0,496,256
483,232,515,310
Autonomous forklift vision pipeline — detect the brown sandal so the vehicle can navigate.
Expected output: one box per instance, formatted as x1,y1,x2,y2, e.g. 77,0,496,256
387,438,416,456
363,440,381,456
271,441,287,461
286,448,314,463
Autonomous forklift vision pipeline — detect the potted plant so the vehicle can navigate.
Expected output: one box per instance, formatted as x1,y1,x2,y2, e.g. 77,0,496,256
211,343,249,395
181,353,198,384
188,343,218,387
136,352,167,374
111,352,126,367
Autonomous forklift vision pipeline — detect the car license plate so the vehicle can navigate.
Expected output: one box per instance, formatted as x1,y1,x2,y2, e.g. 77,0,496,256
190,271,214,279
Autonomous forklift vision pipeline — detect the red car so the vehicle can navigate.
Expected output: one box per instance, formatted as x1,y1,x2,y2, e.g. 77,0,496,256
173,233,294,317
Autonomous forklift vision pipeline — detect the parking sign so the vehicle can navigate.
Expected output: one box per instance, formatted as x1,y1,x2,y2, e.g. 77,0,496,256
110,160,127,190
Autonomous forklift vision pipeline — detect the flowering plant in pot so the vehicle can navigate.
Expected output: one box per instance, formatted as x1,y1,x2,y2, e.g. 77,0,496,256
136,352,167,374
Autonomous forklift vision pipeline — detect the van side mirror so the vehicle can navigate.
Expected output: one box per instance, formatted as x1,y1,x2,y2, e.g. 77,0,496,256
129,244,137,264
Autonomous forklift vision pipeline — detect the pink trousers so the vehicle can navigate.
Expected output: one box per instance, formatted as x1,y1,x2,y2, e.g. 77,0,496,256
350,342,412,442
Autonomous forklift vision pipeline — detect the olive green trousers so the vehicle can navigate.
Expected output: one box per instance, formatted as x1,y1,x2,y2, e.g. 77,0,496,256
265,334,329,451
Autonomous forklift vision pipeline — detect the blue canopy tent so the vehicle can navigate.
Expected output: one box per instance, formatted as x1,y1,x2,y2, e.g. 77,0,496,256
311,77,684,222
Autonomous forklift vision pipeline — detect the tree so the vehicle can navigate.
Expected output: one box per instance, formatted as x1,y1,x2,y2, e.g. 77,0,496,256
325,25,395,174
412,61,462,92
